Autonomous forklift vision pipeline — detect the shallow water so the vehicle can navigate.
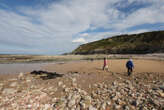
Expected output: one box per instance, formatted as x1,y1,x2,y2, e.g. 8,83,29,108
0,63,55,74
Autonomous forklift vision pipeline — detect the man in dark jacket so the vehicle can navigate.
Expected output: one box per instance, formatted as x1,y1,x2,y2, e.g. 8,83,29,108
126,59,134,76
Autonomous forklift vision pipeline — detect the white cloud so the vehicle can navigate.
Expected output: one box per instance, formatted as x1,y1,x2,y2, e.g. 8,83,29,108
80,33,89,37
0,0,164,54
127,29,149,35
113,0,164,30
72,38,87,43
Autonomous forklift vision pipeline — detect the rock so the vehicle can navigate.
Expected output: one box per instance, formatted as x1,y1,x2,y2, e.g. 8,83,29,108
62,85,66,88
122,105,130,110
112,95,118,101
93,84,98,87
131,100,139,107
80,101,86,109
72,82,77,87
10,82,17,87
26,79,32,83
0,83,3,90
124,80,131,85
53,99,66,109
54,88,58,92
80,96,91,109
2,88,17,94
0,83,3,86
89,105,97,110
52,98,57,102
64,88,69,92
113,104,121,109
89,84,91,89
115,99,123,105
106,101,111,106
27,104,32,109
157,90,164,97
0,71,161,110
58,81,63,86
100,102,106,110
44,104,51,109
72,78,76,82
112,81,117,86
18,72,24,80
0,86,2,91
159,85,164,91
152,87,158,90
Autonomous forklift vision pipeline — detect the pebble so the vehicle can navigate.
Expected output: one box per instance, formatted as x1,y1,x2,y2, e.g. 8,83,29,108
58,81,63,86
10,82,17,87
0,71,163,110
18,72,24,80
2,88,17,94
89,105,97,110
68,99,76,108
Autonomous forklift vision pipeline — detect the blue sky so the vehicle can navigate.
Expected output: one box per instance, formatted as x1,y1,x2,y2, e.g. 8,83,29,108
0,0,164,55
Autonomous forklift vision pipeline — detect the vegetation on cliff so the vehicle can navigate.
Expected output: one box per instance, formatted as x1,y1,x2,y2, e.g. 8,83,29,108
72,30,164,54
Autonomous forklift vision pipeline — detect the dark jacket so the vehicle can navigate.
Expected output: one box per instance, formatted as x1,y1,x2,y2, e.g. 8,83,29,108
126,60,134,69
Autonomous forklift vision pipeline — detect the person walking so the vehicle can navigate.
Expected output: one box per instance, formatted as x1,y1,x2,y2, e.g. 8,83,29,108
103,57,109,71
126,59,134,76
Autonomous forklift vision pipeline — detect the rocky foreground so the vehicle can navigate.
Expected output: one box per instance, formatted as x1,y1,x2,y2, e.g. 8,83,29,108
0,71,164,110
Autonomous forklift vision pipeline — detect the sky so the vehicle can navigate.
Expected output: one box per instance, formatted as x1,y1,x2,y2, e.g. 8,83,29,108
0,0,164,55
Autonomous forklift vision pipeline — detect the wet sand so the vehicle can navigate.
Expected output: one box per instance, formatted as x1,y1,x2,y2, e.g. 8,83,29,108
44,59,164,74
0,63,55,74
0,59,164,83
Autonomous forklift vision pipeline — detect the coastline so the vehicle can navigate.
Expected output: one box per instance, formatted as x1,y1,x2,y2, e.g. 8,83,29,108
0,59,164,109
0,53,164,64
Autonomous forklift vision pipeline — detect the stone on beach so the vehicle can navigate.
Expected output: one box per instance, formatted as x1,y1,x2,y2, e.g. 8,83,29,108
18,72,24,80
2,88,17,94
0,62,164,110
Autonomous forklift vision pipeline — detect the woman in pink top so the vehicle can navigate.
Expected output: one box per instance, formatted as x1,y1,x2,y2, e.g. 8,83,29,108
103,57,109,71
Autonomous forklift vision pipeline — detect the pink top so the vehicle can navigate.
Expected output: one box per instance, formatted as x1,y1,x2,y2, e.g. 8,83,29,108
104,59,107,66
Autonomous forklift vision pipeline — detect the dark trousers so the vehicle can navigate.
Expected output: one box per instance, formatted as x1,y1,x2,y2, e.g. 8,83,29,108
127,68,133,76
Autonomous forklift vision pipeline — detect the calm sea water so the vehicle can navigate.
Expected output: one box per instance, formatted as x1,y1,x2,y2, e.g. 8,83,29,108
0,63,55,74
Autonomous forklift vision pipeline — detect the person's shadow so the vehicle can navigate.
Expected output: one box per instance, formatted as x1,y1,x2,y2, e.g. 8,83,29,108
30,70,63,80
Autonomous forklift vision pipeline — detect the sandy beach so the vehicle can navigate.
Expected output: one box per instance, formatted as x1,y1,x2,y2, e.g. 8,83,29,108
0,59,164,109
44,59,164,74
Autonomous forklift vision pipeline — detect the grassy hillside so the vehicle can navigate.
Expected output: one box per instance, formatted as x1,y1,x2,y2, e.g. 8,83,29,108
72,30,164,54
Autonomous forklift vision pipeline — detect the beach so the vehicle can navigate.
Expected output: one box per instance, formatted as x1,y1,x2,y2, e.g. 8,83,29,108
0,59,164,109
